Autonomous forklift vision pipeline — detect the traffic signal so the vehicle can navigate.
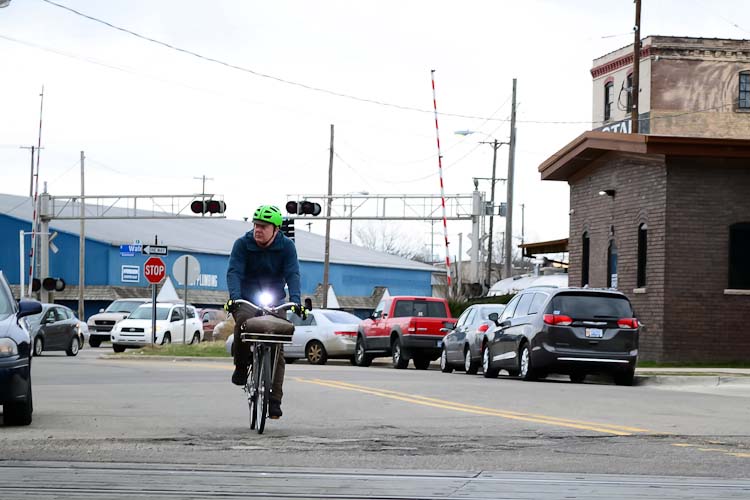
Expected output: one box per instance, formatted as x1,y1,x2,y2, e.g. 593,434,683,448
281,218,295,241
31,278,41,292
42,277,66,292
190,199,226,215
285,200,321,216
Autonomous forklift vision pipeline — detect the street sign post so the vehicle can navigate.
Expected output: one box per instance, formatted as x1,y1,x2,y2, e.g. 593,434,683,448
173,255,201,344
144,256,166,345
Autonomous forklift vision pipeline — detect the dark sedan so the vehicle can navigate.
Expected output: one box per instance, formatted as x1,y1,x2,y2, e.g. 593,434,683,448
440,303,506,374
26,304,85,356
0,271,42,426
482,287,639,385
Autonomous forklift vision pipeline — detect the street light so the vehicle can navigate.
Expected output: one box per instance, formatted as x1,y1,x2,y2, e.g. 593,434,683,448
455,130,509,289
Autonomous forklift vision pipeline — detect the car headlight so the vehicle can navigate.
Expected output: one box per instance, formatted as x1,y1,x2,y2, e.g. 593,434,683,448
0,338,19,357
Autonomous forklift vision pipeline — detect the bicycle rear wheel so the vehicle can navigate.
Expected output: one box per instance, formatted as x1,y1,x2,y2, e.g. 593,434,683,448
255,348,271,434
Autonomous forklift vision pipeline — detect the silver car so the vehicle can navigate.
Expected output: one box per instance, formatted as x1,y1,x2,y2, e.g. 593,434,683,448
225,309,362,365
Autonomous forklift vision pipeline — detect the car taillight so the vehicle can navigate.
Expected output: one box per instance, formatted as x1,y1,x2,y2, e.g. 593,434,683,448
407,320,417,333
334,331,357,337
617,318,639,329
543,314,573,326
476,324,489,333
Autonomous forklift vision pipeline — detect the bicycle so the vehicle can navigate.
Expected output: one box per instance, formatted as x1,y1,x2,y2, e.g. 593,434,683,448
232,299,295,434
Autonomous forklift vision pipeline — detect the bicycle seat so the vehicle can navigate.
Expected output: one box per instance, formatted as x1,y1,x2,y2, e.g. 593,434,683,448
240,315,294,343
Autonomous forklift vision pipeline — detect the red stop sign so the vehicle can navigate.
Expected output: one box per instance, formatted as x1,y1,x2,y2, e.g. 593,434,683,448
144,256,166,284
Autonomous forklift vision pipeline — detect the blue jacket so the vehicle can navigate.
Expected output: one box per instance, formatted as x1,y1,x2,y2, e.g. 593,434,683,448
226,231,301,305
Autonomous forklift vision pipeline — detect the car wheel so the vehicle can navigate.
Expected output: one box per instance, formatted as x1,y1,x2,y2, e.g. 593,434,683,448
190,332,201,345
614,366,636,386
112,344,126,353
161,333,171,346
518,344,537,381
88,338,102,348
440,346,453,373
3,379,32,426
391,338,409,369
413,357,430,370
482,344,499,378
306,341,328,365
570,372,586,383
464,348,479,375
65,336,80,356
354,336,372,367
33,336,43,357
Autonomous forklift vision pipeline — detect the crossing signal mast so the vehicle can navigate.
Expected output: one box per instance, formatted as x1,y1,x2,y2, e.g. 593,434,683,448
190,199,226,215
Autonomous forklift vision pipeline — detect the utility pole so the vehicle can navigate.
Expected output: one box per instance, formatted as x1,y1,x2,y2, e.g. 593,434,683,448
480,139,506,290
631,0,641,133
322,124,334,308
457,232,463,298
78,151,85,320
504,79,517,280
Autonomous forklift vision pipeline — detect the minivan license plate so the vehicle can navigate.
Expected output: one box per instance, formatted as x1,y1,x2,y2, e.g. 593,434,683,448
585,328,603,338
437,340,442,348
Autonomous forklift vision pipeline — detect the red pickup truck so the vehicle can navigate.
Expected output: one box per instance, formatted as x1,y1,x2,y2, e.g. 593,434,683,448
354,296,455,369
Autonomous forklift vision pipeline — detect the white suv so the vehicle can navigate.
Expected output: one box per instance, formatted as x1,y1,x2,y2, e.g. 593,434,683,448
110,303,203,352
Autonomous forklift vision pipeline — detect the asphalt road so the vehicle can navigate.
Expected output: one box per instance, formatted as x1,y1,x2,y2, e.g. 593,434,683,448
1,347,749,499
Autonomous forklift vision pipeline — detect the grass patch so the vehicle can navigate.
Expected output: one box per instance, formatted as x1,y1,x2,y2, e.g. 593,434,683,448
123,342,230,358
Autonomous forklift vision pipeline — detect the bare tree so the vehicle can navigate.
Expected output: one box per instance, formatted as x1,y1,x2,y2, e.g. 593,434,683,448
354,223,426,261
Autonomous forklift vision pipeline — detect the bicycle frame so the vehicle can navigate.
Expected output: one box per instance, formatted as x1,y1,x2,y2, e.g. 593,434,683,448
234,299,295,434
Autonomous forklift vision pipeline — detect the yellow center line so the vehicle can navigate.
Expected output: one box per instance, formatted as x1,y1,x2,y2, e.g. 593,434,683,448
294,377,649,436
671,443,749,459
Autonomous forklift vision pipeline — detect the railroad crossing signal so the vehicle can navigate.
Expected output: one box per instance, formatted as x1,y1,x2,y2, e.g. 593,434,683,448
285,200,322,216
190,199,226,215
144,256,166,284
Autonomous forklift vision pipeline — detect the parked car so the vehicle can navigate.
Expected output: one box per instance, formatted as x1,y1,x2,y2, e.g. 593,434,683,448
481,287,639,385
354,296,455,369
25,304,87,356
440,303,506,374
87,298,151,347
285,309,361,364
110,303,203,352
0,270,42,426
224,309,361,365
198,308,228,340
213,316,235,342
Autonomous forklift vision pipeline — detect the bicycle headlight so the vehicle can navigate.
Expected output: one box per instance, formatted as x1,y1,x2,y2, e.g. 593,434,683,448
0,338,19,357
258,292,273,306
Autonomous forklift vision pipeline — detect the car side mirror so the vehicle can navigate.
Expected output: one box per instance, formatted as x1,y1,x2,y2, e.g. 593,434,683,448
99,308,105,313
17,300,42,319
440,327,452,333
382,313,388,319
203,317,209,323
488,312,499,326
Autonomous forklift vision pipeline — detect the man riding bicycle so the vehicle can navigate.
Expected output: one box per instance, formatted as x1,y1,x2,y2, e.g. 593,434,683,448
226,204,305,419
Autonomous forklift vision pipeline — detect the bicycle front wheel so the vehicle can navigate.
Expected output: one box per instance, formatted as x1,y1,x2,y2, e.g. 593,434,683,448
255,348,271,434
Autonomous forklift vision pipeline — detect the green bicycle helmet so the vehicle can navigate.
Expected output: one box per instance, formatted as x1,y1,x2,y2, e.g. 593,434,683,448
252,204,283,227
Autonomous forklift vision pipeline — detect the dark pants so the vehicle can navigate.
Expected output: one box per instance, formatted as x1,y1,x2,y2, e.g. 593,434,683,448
233,312,286,403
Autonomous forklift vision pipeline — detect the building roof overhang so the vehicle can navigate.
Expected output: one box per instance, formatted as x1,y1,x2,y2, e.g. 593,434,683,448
539,131,750,181
519,238,569,256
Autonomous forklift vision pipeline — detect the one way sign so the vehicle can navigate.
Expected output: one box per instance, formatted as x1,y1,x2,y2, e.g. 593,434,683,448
141,244,168,256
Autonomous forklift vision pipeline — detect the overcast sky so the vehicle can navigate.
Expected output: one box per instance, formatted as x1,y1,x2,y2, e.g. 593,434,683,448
1,0,747,259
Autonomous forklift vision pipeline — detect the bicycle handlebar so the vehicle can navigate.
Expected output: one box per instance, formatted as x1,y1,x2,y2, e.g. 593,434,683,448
233,299,297,316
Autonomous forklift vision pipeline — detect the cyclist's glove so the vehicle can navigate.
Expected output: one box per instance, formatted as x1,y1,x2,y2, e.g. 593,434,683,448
292,304,308,320
224,299,239,314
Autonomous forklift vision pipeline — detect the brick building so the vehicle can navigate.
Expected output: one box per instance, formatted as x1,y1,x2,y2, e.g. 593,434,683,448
592,36,750,137
539,132,750,362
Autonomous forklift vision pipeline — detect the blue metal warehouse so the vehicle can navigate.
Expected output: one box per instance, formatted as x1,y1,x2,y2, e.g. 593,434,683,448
0,193,439,319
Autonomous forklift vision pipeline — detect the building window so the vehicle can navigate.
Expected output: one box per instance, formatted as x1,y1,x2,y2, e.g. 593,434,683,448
729,222,750,289
607,240,618,288
740,72,750,109
604,82,614,121
581,232,590,286
637,223,647,287
626,73,633,113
